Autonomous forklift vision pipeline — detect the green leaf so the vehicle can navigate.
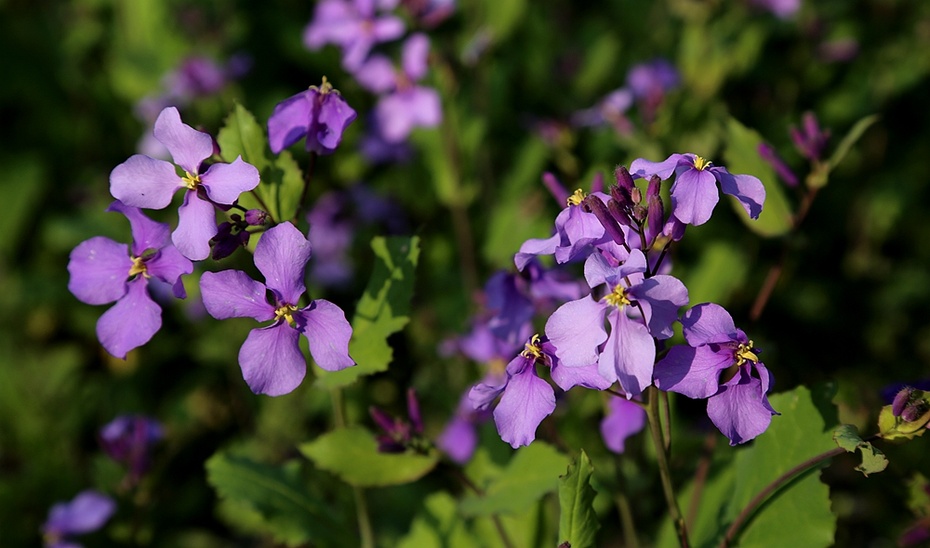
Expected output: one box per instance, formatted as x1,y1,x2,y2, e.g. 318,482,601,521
205,452,345,547
723,116,794,237
833,424,888,477
299,426,439,487
397,492,480,548
878,403,930,441
679,240,749,306
725,386,838,548
216,103,304,222
460,442,567,516
826,114,880,172
558,450,600,548
316,236,420,388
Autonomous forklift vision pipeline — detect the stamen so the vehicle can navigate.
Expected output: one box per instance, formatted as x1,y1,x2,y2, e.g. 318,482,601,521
567,188,586,207
274,303,299,327
128,256,148,278
603,284,631,308
693,156,711,171
735,340,759,366
521,334,543,359
182,171,201,190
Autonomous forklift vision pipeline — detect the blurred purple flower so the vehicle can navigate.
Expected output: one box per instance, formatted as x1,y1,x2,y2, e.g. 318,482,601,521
790,111,830,162
354,33,442,143
749,0,800,19
572,88,634,134
99,415,164,487
43,490,116,548
110,107,260,260
626,59,680,102
600,396,646,453
199,222,355,396
68,201,193,359
757,142,799,187
402,0,455,27
654,302,778,445
303,0,405,71
631,153,765,226
268,78,358,155
437,393,488,464
370,388,428,453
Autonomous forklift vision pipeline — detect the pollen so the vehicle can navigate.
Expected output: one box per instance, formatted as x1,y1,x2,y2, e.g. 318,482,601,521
693,156,711,171
603,284,631,308
567,188,587,207
735,340,759,366
274,303,299,327
521,334,544,359
182,171,201,190
127,256,148,278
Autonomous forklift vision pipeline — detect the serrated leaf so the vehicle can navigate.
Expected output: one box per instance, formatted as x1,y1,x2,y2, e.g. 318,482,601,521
316,236,420,389
299,426,439,487
558,450,600,548
460,442,567,516
833,424,888,477
723,117,793,237
205,452,345,547
725,386,837,548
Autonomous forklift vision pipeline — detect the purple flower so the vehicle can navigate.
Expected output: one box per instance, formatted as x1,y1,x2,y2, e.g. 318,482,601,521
99,415,164,487
748,0,800,19
626,59,680,103
370,388,427,453
302,0,405,71
654,303,778,445
43,490,116,548
790,111,830,162
469,334,610,448
267,78,358,155
600,396,646,454
354,33,442,143
630,153,765,226
437,393,488,464
67,201,193,359
110,107,260,260
757,142,799,188
545,248,688,397
571,88,634,134
199,222,355,396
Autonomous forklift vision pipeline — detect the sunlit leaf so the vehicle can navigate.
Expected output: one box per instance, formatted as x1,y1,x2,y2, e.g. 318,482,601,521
558,450,600,548
460,442,567,516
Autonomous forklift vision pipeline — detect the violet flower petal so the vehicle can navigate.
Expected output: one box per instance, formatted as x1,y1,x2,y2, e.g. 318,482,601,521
550,360,612,391
515,233,560,271
707,372,775,445
239,323,306,396
109,154,182,209
254,222,312,304
681,303,739,346
712,167,766,220
44,490,116,537
107,201,170,255
200,270,275,321
297,299,355,371
402,33,430,81
96,278,161,359
200,156,260,205
68,237,131,305
629,274,689,340
654,345,733,399
493,368,556,448
311,92,357,154
153,106,213,174
268,90,312,154
599,311,655,396
354,55,397,94
630,153,685,180
600,397,646,453
436,415,477,464
545,296,609,368
670,167,719,225
172,191,216,260
145,246,194,298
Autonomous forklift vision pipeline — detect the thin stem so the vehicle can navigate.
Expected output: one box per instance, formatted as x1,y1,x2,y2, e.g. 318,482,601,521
686,433,717,532
612,454,640,548
720,443,853,547
645,386,689,547
330,389,375,548
660,390,672,453
648,239,673,278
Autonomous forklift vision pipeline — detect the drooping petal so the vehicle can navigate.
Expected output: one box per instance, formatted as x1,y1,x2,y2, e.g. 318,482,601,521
550,360,612,391
172,190,217,261
600,397,647,454
468,369,510,410
402,33,430,81
598,311,655,397
68,237,131,305
630,153,685,180
629,274,689,340
254,222,312,304
493,368,556,448
268,89,312,154
200,270,274,321
545,296,609,368
713,167,766,220
654,345,733,399
153,106,213,174
706,371,776,445
96,278,161,359
43,490,116,537
514,233,560,271
107,201,170,255
310,92,357,154
144,246,194,298
109,154,182,209
297,299,354,371
681,303,739,346
238,323,306,396
669,167,719,225
553,203,607,264
200,156,260,205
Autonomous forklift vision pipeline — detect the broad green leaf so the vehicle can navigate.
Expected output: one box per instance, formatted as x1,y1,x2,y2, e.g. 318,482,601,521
723,117,793,237
316,235,420,388
833,424,888,477
558,451,600,548
217,103,304,222
299,426,438,487
725,386,837,548
205,452,345,547
460,442,567,516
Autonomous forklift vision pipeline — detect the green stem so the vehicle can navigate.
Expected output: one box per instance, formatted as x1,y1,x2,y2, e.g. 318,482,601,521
646,386,689,547
294,152,317,225
330,388,375,548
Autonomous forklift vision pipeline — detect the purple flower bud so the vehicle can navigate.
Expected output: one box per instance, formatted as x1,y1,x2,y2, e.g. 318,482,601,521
244,209,269,226
583,194,626,247
893,387,915,417
757,142,799,187
614,165,635,194
542,172,570,205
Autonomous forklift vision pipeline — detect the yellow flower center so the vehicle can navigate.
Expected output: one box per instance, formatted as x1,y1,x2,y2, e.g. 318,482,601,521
520,334,544,359
735,340,759,366
693,156,711,170
128,256,148,278
567,188,586,207
182,171,201,190
274,303,299,327
317,75,334,95
603,284,631,308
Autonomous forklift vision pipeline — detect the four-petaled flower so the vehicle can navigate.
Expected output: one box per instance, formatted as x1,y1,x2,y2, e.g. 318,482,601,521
267,78,358,156
302,0,406,71
110,106,260,260
67,201,193,359
200,222,355,396
630,153,765,226
654,302,778,445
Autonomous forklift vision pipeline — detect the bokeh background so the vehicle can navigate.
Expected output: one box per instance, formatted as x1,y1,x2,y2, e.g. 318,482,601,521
1,0,929,545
